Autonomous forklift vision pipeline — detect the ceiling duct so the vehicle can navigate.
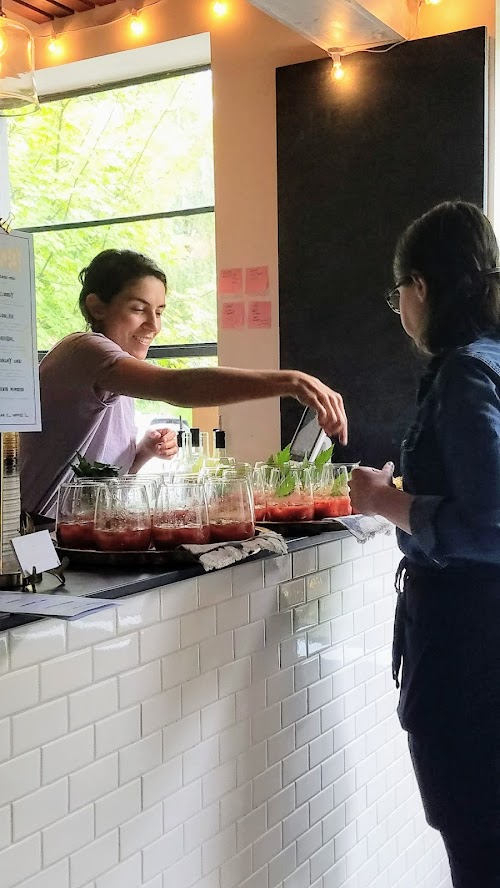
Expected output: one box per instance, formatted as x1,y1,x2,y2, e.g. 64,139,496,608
247,0,410,53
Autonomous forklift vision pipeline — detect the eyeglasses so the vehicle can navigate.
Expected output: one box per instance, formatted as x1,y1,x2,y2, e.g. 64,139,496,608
384,276,413,314
385,268,500,314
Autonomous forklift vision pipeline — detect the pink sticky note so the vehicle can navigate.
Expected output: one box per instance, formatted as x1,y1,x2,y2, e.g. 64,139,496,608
248,300,272,329
245,266,269,294
221,301,245,329
218,267,243,295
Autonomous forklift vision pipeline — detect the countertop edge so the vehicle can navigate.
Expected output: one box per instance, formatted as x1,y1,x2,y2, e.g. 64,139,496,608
0,530,353,633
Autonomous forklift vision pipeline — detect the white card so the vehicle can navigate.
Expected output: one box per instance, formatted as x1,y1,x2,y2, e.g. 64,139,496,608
0,592,118,620
11,530,61,575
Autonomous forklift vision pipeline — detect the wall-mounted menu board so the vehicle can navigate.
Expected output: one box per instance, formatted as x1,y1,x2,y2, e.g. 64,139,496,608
277,27,486,469
0,228,41,432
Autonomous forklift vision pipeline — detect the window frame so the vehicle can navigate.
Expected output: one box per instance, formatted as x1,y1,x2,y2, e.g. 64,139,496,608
13,64,217,366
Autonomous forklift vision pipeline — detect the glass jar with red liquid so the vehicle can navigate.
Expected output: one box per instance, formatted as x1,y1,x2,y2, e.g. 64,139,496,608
94,480,152,551
266,466,315,522
251,466,268,523
56,481,104,549
152,480,209,549
313,464,352,518
204,477,255,542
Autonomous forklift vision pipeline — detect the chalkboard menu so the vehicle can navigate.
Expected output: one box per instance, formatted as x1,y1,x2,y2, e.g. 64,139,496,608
277,27,486,469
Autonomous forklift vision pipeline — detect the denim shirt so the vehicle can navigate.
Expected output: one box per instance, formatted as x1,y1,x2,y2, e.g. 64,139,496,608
397,336,500,570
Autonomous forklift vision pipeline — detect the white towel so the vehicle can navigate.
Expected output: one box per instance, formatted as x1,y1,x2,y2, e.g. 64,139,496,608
336,514,394,543
179,528,288,572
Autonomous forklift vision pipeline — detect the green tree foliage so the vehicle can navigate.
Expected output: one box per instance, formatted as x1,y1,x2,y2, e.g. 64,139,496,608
7,69,217,425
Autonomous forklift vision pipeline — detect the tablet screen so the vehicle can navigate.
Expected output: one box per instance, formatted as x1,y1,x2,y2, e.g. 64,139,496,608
289,407,325,461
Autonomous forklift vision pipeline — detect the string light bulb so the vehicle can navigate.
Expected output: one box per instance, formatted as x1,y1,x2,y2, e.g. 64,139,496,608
48,34,63,57
129,11,145,36
0,28,7,59
330,51,345,82
424,0,442,4
212,1,228,16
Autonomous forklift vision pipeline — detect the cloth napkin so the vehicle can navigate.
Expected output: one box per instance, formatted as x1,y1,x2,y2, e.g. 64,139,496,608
336,514,394,543
179,528,288,572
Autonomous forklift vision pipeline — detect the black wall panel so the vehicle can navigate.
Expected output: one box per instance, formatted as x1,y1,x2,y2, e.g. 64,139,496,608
277,27,486,468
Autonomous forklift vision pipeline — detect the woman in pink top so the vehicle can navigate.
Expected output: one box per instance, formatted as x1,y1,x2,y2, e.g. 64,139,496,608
21,249,348,519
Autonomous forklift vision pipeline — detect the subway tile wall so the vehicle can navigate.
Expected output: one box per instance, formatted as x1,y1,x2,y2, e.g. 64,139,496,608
0,532,451,888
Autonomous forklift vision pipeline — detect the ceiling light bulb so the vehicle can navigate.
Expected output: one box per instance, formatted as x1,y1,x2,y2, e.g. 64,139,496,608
212,2,228,16
425,0,442,5
48,35,63,57
331,53,345,81
0,29,7,59
130,12,145,35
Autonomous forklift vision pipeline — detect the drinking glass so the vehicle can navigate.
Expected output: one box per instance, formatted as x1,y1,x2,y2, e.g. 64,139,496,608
56,481,103,549
313,464,352,518
152,481,209,548
204,477,255,542
199,457,236,479
252,466,267,522
94,480,152,551
266,465,314,522
121,474,163,511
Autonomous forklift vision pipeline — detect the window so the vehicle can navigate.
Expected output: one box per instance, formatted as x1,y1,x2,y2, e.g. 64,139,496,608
7,67,217,427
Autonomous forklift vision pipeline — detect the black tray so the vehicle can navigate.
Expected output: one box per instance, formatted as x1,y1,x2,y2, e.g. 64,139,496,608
257,519,346,537
54,545,199,568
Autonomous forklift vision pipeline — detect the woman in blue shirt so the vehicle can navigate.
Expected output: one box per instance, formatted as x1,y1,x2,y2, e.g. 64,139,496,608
350,201,500,887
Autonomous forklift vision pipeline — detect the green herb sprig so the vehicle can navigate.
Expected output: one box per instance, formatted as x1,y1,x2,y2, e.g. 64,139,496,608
71,452,121,479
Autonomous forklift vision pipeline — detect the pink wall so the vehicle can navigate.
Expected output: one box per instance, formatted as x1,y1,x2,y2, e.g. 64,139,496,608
34,0,495,462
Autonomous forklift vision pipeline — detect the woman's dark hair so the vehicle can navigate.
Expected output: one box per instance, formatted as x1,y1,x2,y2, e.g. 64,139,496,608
393,200,500,355
79,249,167,329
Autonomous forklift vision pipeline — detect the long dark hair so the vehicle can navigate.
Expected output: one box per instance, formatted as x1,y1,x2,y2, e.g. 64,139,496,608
79,249,167,330
393,201,500,355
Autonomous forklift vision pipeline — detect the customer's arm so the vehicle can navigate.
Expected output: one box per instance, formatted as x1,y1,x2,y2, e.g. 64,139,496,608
97,358,348,443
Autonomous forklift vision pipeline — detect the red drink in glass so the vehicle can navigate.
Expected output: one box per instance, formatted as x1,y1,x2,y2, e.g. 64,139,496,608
266,502,314,522
209,520,254,542
57,520,95,549
314,496,352,519
94,527,152,551
152,524,210,549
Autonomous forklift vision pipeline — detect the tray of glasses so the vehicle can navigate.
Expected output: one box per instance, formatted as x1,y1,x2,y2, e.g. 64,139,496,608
53,544,200,569
257,519,347,537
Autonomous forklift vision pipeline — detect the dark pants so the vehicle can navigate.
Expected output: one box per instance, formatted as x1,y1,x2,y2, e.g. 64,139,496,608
398,566,500,887
442,834,500,887
409,731,500,887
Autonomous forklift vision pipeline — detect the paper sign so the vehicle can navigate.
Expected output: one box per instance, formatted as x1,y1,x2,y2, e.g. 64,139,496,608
0,592,118,620
218,267,243,295
247,300,272,329
0,227,41,431
245,266,269,294
221,301,245,329
11,530,60,575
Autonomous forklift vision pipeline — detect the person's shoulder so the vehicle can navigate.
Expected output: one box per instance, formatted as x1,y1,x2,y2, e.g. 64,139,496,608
436,338,500,390
75,332,127,355
48,332,128,360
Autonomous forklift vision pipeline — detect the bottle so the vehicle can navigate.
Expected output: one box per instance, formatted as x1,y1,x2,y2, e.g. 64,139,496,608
213,428,227,460
0,432,22,580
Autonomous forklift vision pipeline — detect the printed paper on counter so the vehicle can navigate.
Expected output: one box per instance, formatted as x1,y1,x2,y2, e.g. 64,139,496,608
247,300,272,329
245,266,269,294
218,267,243,295
0,227,41,431
220,301,245,330
0,592,118,621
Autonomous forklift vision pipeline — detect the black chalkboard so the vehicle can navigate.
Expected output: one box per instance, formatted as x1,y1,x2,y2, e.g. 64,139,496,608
277,27,486,469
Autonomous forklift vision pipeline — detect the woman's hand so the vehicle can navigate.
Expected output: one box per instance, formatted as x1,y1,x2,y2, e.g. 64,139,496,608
349,462,395,515
138,427,179,462
290,372,348,444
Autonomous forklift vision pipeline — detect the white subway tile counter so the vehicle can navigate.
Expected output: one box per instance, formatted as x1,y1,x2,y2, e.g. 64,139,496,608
0,531,451,888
